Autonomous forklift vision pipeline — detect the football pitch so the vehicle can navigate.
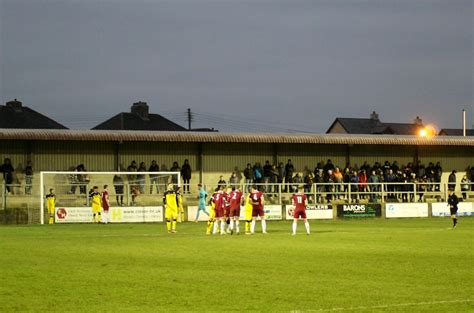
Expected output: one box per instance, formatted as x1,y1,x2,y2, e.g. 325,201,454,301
0,218,472,313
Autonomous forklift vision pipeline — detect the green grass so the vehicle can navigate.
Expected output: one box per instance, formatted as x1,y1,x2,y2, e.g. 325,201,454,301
0,218,473,313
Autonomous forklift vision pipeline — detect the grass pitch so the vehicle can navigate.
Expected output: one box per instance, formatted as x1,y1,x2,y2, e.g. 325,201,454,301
0,218,472,313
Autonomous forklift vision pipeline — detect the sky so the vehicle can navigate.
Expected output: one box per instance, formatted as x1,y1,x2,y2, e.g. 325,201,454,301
0,0,472,132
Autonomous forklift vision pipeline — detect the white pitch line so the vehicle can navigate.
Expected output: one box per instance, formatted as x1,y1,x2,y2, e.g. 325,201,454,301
300,299,472,312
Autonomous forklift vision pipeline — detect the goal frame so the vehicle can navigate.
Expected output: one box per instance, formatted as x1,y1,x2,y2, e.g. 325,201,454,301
39,171,181,225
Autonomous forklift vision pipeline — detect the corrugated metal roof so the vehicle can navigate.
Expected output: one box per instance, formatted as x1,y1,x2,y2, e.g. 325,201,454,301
0,129,473,146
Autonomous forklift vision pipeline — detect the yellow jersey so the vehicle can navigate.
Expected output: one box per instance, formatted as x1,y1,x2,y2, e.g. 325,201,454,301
46,193,56,210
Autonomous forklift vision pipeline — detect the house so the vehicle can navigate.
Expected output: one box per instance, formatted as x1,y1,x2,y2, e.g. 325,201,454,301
92,102,187,131
0,99,68,129
326,111,424,135
438,129,474,136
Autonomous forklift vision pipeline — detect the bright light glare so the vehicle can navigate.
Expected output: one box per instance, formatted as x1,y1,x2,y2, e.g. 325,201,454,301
419,129,427,137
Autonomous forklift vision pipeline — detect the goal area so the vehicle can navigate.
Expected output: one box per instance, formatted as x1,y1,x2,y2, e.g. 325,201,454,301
39,171,181,224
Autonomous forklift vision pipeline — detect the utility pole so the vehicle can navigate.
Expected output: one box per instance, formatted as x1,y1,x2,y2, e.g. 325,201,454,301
187,108,192,130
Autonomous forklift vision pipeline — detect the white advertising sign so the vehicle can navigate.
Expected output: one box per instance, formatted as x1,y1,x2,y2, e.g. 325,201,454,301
306,205,334,220
187,206,212,222
431,202,474,217
55,206,163,223
284,205,333,220
385,203,429,218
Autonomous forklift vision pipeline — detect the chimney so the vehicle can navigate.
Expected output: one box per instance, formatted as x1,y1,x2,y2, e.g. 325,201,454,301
131,101,149,120
6,99,23,112
370,111,379,121
414,116,423,125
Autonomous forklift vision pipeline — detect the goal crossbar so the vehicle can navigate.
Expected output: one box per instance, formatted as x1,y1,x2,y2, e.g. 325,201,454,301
39,171,181,225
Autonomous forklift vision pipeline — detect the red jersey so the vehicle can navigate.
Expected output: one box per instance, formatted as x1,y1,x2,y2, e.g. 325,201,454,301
229,190,243,210
101,191,110,210
292,193,307,211
212,192,225,210
223,192,231,210
250,190,263,210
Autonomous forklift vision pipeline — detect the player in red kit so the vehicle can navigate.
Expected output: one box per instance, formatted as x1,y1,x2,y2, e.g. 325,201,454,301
212,187,227,235
228,187,243,235
250,185,267,234
101,185,110,224
291,186,310,235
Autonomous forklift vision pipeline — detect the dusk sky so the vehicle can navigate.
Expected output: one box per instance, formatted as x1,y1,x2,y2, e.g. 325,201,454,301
1,0,472,132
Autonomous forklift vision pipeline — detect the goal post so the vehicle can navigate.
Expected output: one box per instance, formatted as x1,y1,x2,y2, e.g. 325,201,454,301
39,171,181,224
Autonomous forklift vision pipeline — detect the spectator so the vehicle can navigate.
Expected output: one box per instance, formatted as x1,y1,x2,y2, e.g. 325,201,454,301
303,171,313,195
127,161,138,187
181,159,192,193
217,175,226,188
170,161,180,185
333,167,343,197
113,174,124,206
471,166,474,191
350,171,359,202
271,165,279,194
253,162,263,186
137,162,146,194
448,170,457,191
284,159,294,192
68,169,79,194
434,161,442,192
314,169,324,203
276,162,285,193
263,160,272,193
77,164,90,195
358,170,368,199
292,173,303,193
0,158,14,194
368,170,380,202
160,164,169,190
24,160,33,195
323,159,335,179
149,160,160,194
461,175,470,199
229,172,239,187
243,163,253,192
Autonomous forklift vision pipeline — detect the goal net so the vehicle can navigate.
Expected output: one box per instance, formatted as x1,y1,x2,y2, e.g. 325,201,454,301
39,171,181,224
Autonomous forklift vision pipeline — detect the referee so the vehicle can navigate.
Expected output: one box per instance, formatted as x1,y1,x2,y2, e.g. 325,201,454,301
447,191,459,229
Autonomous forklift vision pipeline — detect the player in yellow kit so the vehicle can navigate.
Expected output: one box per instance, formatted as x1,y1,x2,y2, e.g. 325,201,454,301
90,186,102,223
206,188,218,235
46,188,56,224
164,184,179,233
243,193,253,235
176,186,185,223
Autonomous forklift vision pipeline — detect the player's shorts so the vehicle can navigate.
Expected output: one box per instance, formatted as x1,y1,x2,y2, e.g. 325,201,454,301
165,207,178,220
230,207,241,218
252,206,265,217
92,205,101,214
209,206,216,219
102,206,109,212
450,207,458,216
215,207,224,218
48,207,55,215
294,209,306,219
224,207,231,218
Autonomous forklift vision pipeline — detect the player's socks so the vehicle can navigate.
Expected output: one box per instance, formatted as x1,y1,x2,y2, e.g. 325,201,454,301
245,221,250,233
206,220,213,234
250,220,256,233
229,220,234,231
93,213,96,223
49,216,54,224
98,212,102,223
305,221,310,234
166,219,172,232
172,219,177,232
212,221,219,234
453,218,457,228
292,221,297,235
235,220,240,233
220,220,226,234
261,220,267,233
